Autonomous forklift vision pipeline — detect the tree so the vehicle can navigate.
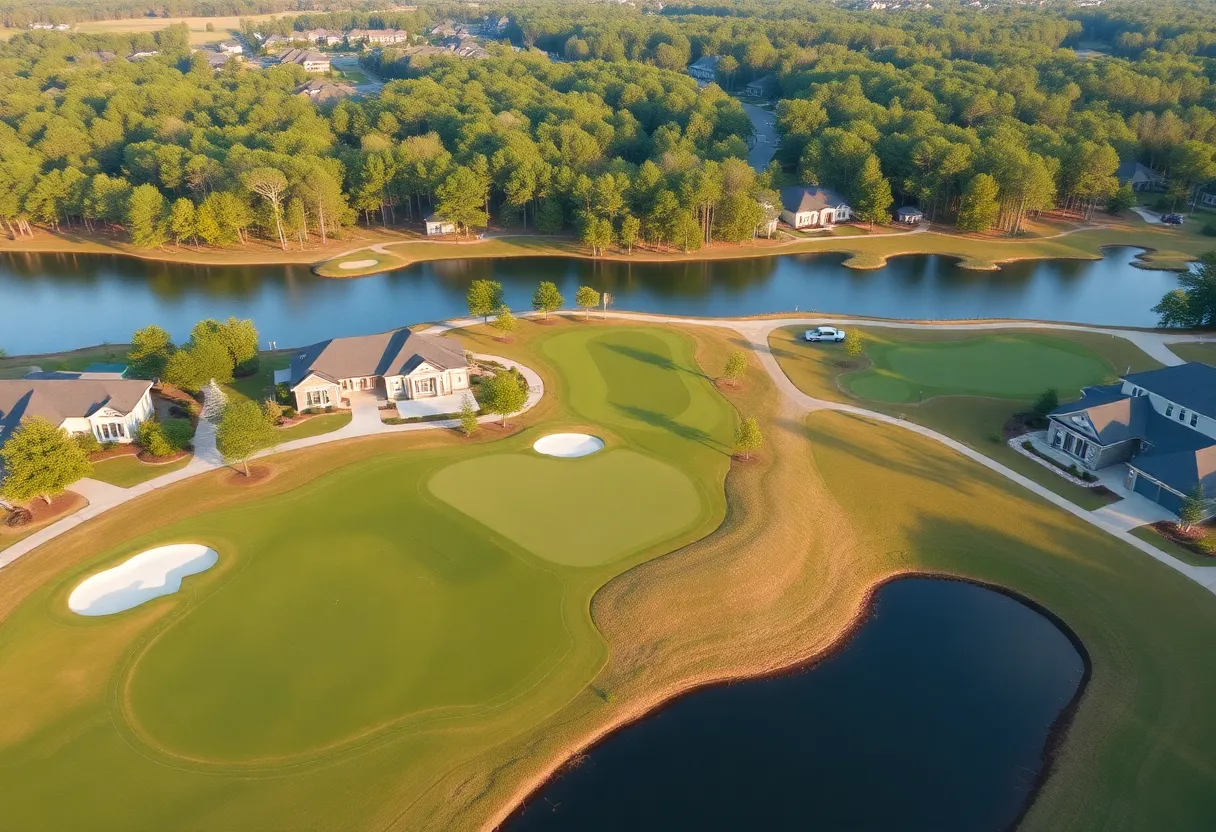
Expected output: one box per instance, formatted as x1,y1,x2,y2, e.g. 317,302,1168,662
957,174,1001,233
532,281,564,319
852,155,893,228
125,184,167,247
0,417,91,505
575,285,600,319
734,416,763,460
215,399,277,476
620,214,640,253
722,350,747,386
481,371,527,427
467,279,504,322
163,349,201,392
435,166,488,236
844,330,864,359
1107,183,1136,214
128,325,174,379
1153,252,1216,328
168,198,197,247
490,305,518,338
243,167,289,250
262,398,284,425
459,394,478,437
1033,388,1060,417
1179,484,1208,533
191,317,258,374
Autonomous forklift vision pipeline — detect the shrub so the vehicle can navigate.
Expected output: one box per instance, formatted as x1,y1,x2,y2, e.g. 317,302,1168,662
262,398,284,425
282,406,297,419
1032,388,1059,417
73,433,102,455
234,356,260,377
274,382,293,405
162,418,194,451
137,420,174,457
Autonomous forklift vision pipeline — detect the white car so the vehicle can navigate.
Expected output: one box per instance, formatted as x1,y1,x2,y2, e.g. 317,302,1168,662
805,326,846,342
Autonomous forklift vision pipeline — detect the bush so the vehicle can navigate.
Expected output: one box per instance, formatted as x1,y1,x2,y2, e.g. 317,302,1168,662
274,382,293,405
282,406,297,419
234,356,260,377
1032,388,1059,417
162,418,194,451
73,433,102,455
137,420,174,457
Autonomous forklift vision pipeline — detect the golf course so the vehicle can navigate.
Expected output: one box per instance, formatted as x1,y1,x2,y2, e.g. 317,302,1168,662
2,316,1216,829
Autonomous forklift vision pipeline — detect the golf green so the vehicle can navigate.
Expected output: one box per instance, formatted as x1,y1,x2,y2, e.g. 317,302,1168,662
429,450,703,567
842,334,1111,402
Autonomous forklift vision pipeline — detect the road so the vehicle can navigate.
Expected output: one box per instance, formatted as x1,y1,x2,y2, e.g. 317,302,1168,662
739,100,778,172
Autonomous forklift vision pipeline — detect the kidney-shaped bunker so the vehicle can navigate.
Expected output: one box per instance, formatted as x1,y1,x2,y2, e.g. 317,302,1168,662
68,544,218,616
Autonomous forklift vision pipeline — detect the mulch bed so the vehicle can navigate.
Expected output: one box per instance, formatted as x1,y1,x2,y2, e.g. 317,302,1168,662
222,464,274,486
1,491,87,533
1147,521,1215,556
136,449,191,464
90,445,140,462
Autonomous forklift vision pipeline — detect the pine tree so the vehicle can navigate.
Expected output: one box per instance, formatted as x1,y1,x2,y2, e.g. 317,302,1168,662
957,173,1001,233
853,155,893,228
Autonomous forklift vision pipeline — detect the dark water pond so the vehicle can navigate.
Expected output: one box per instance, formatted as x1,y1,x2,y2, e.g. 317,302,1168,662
0,246,1173,354
507,578,1086,832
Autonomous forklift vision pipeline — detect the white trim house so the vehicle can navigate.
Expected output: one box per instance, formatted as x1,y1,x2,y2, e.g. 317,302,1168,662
779,186,851,229
0,378,153,448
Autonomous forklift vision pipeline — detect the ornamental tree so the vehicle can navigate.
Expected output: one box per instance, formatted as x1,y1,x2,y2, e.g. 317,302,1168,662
575,285,600,318
216,399,277,477
0,417,91,505
459,394,479,437
490,305,518,338
722,349,748,386
1179,484,1208,533
734,416,764,460
532,281,564,318
844,330,864,359
481,371,528,427
467,279,504,322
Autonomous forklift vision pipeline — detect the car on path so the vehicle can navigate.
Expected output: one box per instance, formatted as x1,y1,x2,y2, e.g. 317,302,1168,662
1162,213,1185,225
805,326,846,342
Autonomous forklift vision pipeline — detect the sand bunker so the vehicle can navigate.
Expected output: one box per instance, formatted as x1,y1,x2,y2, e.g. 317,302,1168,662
68,544,218,616
533,433,605,458
338,259,378,270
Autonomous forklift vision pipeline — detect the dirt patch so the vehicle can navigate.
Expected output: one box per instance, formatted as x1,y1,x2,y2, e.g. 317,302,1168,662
714,379,744,393
90,445,140,462
0,491,87,534
222,464,275,486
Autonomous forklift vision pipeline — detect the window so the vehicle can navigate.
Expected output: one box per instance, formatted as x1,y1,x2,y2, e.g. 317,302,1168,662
1166,404,1174,417
1074,439,1089,459
416,377,436,394
1179,408,1187,422
1052,430,1063,448
306,389,329,407
1063,434,1075,453
1192,413,1199,427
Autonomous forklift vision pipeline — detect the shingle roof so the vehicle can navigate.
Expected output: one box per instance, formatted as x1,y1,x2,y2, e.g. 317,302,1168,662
289,329,467,387
1123,363,1216,420
0,379,151,439
689,55,720,71
1131,444,1216,496
780,185,849,214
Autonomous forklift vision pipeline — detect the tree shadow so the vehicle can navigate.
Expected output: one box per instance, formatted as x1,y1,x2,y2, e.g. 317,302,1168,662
613,403,727,453
601,342,707,379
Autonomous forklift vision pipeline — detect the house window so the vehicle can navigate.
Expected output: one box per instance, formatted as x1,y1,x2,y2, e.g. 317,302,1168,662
306,389,329,407
1063,433,1075,453
416,377,436,395
1191,413,1199,427
1179,408,1187,422
1166,404,1174,417
1073,439,1089,459
1051,430,1063,448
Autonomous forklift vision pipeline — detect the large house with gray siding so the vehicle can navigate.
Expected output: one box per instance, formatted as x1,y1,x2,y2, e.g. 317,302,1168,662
1047,362,1216,514
282,329,469,412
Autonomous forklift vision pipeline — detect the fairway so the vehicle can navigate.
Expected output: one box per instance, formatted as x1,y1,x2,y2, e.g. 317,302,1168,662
842,334,1110,402
430,450,703,566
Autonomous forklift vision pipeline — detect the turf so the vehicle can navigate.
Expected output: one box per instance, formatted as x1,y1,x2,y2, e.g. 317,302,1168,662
430,450,703,566
89,455,191,487
275,412,351,441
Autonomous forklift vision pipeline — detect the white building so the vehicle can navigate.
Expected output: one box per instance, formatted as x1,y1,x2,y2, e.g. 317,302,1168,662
218,41,243,54
425,214,456,235
779,186,852,228
0,376,153,448
278,48,331,73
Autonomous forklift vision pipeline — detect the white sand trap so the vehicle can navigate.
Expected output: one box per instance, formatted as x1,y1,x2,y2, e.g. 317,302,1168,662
533,433,605,458
338,259,378,270
68,544,218,616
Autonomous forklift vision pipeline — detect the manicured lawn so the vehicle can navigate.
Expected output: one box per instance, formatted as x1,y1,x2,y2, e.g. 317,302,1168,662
0,322,734,828
769,325,1158,510
89,455,191,488
275,412,351,440
0,343,130,379
224,352,292,404
1166,341,1216,366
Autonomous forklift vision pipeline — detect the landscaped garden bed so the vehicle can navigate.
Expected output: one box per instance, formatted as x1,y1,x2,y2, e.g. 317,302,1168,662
1143,520,1216,558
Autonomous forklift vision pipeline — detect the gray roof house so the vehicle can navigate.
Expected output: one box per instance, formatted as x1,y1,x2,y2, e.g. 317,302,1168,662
1116,160,1166,192
779,186,851,229
281,329,470,411
1046,363,1216,515
687,55,720,83
0,378,154,450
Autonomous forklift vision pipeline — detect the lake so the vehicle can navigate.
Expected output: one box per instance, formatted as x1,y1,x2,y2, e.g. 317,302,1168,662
0,246,1174,354
507,578,1086,832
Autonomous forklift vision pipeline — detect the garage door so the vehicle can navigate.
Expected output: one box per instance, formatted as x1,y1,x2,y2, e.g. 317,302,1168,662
1132,473,1160,504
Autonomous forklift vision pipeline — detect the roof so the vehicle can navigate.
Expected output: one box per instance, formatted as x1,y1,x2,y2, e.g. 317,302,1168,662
279,48,329,66
0,379,151,438
897,206,924,217
289,329,467,387
295,79,356,100
1050,385,1148,445
1131,444,1216,496
780,185,849,214
689,55,720,71
1116,160,1164,185
1123,363,1216,420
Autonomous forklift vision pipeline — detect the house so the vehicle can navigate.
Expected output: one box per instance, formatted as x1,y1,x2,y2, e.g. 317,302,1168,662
295,79,357,101
348,28,409,46
896,206,924,224
779,186,851,229
126,50,161,61
278,49,330,73
1117,160,1166,192
687,55,720,83
282,329,470,411
262,34,291,50
1046,363,1216,516
425,214,456,235
204,51,239,69
0,377,153,449
1197,188,1216,209
452,37,490,58
301,28,343,46
218,41,243,54
744,74,776,97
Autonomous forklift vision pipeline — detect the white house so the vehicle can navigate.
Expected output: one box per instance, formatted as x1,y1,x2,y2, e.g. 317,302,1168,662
218,41,243,54
0,377,153,448
779,186,851,229
278,48,330,73
425,214,456,235
282,329,470,411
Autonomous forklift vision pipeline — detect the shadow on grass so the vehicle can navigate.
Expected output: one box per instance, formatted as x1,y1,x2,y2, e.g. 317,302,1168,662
602,342,707,379
613,403,727,454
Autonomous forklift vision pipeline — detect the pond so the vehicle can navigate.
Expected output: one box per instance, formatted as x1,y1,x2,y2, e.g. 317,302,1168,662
0,246,1174,354
507,577,1086,832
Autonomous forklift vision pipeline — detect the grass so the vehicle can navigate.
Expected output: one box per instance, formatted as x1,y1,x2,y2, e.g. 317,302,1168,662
275,412,351,440
1165,341,1216,366
0,319,734,828
1129,525,1216,568
768,325,1160,510
89,455,191,488
73,13,284,45
0,343,130,379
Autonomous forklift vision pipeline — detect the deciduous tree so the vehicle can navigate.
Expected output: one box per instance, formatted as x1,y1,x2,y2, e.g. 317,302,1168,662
481,371,527,427
216,399,277,477
722,349,748,386
467,279,504,322
0,417,91,505
575,285,600,318
734,416,763,460
532,281,564,318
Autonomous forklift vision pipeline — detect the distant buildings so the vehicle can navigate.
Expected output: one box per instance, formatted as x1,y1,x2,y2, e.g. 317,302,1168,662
278,49,330,73
1117,160,1167,193
301,28,344,46
218,41,243,54
295,79,357,101
687,55,720,83
780,186,852,229
744,74,776,98
425,214,456,235
348,28,409,46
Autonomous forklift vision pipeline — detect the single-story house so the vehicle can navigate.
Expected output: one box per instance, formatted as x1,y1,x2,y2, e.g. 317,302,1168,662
1116,160,1166,192
295,79,357,101
284,329,470,411
687,55,720,83
1047,362,1216,516
745,74,776,97
425,214,456,235
0,377,153,448
779,186,851,229
218,41,243,54
278,49,330,73
896,206,924,224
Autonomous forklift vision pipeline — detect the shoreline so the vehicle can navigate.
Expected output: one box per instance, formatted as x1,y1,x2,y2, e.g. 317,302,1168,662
492,571,1092,831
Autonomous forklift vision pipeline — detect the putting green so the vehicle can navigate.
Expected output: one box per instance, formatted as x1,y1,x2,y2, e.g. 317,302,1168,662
842,334,1111,402
429,450,704,567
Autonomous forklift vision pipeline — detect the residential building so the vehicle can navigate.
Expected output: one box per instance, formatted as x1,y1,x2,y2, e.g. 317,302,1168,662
425,214,456,235
896,206,924,224
1116,160,1166,192
687,55,720,83
301,28,343,46
744,74,776,97
453,37,490,58
218,41,243,54
1047,363,1216,516
204,51,239,69
281,329,470,411
348,28,409,46
1197,188,1216,209
0,377,153,449
278,49,330,73
779,186,852,229
295,79,357,101
126,50,161,61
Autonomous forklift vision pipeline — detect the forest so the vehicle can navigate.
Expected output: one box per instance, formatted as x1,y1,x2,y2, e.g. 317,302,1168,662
0,0,1213,254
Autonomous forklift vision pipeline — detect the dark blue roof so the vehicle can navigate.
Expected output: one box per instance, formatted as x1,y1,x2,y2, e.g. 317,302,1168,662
1123,363,1216,420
